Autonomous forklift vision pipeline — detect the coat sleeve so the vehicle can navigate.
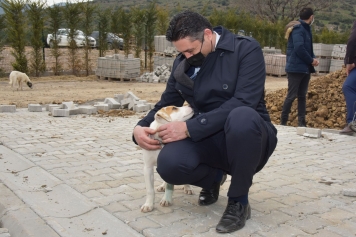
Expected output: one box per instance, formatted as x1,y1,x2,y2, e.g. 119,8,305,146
292,27,314,64
186,39,266,141
345,21,356,65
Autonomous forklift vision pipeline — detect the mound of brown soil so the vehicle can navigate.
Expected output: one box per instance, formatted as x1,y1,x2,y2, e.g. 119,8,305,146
266,68,347,129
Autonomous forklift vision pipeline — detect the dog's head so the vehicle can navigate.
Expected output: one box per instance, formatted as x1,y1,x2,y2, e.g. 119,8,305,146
155,106,194,124
27,81,33,89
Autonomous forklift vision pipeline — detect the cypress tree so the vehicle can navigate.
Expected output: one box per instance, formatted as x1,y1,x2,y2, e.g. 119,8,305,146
82,0,96,76
27,0,46,77
1,0,28,73
47,3,63,75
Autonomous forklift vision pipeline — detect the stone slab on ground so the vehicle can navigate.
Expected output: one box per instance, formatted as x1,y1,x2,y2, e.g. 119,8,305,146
0,105,16,113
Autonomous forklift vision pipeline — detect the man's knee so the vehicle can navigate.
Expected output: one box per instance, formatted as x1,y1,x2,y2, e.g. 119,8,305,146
225,107,261,134
156,146,185,184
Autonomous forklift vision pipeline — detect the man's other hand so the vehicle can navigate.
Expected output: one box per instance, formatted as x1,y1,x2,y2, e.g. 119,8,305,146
133,126,161,150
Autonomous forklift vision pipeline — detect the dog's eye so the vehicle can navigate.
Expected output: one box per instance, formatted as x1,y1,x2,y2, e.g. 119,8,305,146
172,107,178,110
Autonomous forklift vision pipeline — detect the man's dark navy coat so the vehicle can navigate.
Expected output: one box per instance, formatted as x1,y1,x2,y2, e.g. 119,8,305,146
136,26,277,159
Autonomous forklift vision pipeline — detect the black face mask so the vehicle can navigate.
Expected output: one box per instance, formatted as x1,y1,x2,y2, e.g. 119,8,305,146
186,36,205,67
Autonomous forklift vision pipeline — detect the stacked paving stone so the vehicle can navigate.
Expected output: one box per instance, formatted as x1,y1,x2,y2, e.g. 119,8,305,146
262,46,282,55
313,43,334,74
95,54,140,81
138,64,171,83
330,44,346,72
264,54,287,77
154,35,174,53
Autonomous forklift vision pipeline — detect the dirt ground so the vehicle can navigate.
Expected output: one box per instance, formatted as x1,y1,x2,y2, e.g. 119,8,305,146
0,74,317,108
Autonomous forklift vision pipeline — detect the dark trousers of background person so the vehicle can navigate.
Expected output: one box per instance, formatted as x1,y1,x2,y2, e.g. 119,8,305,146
281,72,311,125
342,69,356,123
156,106,277,198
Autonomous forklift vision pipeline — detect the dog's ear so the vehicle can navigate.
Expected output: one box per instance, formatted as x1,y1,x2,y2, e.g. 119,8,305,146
156,111,172,122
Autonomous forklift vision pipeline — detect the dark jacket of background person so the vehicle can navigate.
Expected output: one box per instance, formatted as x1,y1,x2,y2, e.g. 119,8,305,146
345,20,356,65
285,19,316,74
135,26,277,160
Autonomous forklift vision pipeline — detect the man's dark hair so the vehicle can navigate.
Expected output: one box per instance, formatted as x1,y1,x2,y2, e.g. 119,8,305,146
299,8,314,20
166,10,212,42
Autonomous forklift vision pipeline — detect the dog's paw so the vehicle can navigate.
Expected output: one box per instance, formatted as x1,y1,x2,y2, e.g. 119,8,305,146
141,203,154,212
183,185,194,195
159,198,172,207
156,186,165,192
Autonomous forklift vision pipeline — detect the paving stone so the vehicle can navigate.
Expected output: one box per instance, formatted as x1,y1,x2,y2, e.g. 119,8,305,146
286,215,335,234
104,98,121,109
28,104,43,112
0,105,16,113
343,188,356,197
52,109,69,117
94,104,109,111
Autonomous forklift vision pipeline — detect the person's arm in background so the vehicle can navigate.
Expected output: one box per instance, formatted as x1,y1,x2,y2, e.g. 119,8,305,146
345,21,356,76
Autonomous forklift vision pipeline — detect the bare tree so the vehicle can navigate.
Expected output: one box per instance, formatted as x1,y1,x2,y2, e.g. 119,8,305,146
240,0,333,23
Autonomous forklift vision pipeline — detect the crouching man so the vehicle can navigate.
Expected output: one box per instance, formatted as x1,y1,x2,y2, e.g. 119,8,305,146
133,10,278,233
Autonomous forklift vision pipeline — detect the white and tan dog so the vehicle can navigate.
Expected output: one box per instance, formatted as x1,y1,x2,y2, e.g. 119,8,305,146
9,71,33,91
141,105,194,212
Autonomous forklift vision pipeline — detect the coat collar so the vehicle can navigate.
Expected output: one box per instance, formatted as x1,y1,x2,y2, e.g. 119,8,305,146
213,26,235,52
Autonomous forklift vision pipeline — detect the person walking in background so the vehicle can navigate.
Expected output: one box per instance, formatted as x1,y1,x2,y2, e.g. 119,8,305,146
340,20,356,134
281,7,319,127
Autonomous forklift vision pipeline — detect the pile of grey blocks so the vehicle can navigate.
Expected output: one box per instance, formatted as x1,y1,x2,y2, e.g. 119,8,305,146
164,46,179,57
138,64,171,83
95,54,140,80
116,92,154,113
153,55,175,71
46,102,98,117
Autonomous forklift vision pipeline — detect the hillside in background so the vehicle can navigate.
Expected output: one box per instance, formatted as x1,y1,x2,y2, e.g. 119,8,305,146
0,0,354,32
93,0,355,32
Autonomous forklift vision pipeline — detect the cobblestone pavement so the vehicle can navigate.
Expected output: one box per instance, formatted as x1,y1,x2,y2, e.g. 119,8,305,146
0,109,355,237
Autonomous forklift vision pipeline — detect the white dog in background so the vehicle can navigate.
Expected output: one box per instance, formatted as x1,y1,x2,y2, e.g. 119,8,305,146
9,71,33,91
141,105,194,212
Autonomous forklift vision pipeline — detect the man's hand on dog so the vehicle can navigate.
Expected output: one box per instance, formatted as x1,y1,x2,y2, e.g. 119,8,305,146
134,126,161,150
156,121,188,143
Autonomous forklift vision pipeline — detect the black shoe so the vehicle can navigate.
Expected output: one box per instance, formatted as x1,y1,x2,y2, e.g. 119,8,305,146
298,118,306,127
216,201,251,233
198,173,227,206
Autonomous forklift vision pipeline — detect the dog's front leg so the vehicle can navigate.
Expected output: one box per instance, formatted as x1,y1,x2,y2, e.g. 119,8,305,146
141,165,155,212
160,183,174,207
